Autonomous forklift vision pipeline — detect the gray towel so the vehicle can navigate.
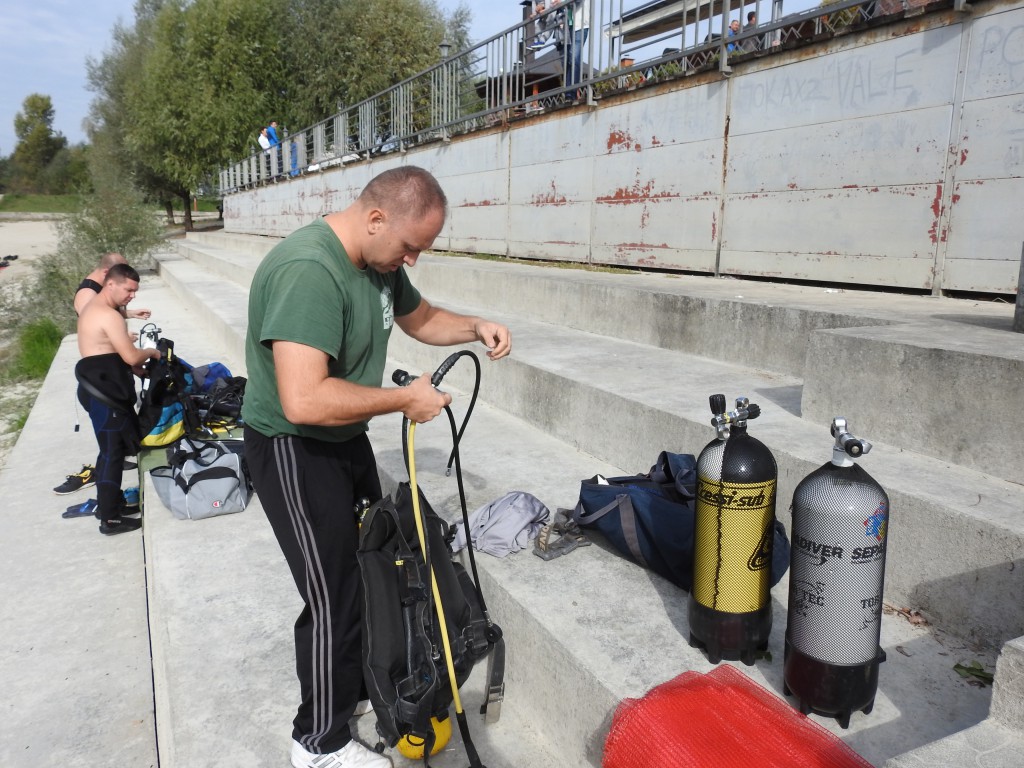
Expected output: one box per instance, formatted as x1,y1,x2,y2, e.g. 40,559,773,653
451,491,551,557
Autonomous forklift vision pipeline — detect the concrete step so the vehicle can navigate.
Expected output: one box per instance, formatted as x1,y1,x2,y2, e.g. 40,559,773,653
883,721,1024,768
159,239,1024,652
157,235,1024,766
178,230,1023,482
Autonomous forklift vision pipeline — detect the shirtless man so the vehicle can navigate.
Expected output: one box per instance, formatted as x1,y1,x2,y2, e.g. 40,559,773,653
55,253,152,496
75,252,152,320
76,263,161,535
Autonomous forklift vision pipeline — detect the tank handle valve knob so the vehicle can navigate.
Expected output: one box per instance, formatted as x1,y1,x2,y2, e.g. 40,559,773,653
745,403,761,420
709,394,726,415
831,417,873,465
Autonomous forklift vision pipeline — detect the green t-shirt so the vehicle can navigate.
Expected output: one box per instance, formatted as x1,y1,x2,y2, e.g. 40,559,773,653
242,218,422,442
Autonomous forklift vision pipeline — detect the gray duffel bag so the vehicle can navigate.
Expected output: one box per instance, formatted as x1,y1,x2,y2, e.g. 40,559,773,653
150,438,251,520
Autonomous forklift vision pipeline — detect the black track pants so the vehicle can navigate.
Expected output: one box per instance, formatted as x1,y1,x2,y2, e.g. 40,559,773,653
244,426,382,754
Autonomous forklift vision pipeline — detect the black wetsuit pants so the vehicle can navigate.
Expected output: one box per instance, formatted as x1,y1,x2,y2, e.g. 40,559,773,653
79,388,130,520
244,426,381,755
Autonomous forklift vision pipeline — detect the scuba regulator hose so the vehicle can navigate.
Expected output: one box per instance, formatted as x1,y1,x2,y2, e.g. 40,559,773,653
394,350,493,768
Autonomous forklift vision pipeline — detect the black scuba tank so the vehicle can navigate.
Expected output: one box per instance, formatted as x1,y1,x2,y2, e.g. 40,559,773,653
784,417,889,728
688,394,777,665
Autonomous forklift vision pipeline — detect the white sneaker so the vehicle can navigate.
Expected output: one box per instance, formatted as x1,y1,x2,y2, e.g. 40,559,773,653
291,739,392,768
353,699,374,716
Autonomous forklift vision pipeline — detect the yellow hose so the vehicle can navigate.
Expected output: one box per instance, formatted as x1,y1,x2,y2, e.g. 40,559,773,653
407,422,465,716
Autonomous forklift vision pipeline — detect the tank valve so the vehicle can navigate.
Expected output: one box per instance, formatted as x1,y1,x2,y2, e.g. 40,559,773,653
830,417,872,466
710,394,761,440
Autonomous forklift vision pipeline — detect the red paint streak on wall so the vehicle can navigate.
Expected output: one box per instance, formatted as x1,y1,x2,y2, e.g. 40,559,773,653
928,184,945,244
607,129,635,152
951,193,961,204
650,136,662,147
531,181,568,206
596,178,664,203
462,200,496,207
960,149,969,165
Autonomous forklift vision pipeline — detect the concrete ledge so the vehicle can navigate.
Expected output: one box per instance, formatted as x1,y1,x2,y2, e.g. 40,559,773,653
992,636,1024,732
802,322,1024,481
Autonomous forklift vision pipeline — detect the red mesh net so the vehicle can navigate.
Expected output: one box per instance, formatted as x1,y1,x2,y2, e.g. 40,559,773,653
603,665,873,768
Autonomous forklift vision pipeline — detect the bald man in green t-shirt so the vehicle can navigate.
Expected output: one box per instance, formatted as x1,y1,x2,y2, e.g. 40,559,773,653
243,166,510,768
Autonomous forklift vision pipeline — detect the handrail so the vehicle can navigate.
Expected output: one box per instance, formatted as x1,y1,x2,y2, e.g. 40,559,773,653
220,0,904,194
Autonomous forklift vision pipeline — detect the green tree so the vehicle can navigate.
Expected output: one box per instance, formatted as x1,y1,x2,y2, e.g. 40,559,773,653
119,0,286,230
41,144,92,195
86,1,183,223
10,94,68,193
282,0,459,130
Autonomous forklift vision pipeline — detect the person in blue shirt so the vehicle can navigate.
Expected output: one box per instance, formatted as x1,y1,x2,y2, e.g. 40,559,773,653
727,19,741,52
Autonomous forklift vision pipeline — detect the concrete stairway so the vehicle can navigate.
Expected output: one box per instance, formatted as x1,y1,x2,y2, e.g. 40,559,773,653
154,229,1024,767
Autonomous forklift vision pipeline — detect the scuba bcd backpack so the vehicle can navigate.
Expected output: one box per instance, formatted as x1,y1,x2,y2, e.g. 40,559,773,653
139,337,201,447
358,481,504,761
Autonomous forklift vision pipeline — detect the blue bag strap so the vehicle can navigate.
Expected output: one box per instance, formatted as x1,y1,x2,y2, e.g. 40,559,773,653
572,494,650,569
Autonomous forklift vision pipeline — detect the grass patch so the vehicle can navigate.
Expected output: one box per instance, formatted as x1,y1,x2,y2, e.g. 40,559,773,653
2,319,63,381
0,194,82,214
169,198,221,213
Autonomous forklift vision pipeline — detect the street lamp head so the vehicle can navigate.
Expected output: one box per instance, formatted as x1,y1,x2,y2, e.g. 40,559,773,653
439,40,452,59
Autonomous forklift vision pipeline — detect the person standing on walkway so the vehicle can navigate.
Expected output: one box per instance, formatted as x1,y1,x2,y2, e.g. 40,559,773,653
55,252,152,496
552,0,591,88
76,263,160,535
242,166,511,768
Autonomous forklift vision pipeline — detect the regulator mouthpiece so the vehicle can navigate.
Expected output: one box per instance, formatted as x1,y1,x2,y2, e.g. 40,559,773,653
830,417,872,466
709,394,761,440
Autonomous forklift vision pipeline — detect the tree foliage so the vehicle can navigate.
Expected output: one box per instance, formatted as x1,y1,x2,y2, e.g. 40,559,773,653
4,94,75,193
79,0,473,228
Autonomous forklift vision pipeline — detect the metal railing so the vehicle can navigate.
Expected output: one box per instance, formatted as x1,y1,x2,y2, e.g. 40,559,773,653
220,0,908,193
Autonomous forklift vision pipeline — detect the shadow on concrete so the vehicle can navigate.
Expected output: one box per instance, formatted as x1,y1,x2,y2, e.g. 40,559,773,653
907,558,1024,654
931,313,1016,332
755,384,803,417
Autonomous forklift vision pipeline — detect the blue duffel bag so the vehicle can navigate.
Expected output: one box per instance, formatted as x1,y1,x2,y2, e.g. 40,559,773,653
572,451,789,592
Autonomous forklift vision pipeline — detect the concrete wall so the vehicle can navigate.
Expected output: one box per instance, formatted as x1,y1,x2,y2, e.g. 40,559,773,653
223,0,1024,295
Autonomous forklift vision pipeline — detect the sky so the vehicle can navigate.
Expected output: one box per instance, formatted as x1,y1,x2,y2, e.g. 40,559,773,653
0,0,523,159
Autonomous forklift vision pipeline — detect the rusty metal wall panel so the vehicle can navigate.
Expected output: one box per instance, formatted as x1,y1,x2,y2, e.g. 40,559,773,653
508,118,596,261
721,250,933,287
730,26,963,133
941,5,1024,292
588,84,726,271
727,108,951,192
440,132,511,254
945,178,1023,293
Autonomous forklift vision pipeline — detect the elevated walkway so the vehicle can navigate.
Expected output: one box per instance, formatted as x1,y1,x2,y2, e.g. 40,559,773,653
3,230,1022,767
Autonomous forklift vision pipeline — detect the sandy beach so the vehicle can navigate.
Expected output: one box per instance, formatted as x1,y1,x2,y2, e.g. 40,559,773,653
0,216,62,289
0,218,63,470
